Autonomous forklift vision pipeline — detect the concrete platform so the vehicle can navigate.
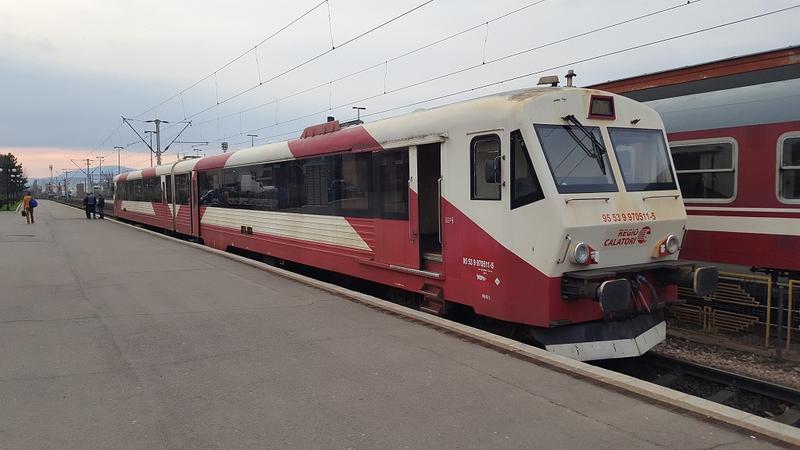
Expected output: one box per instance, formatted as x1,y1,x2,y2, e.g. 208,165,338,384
0,201,782,448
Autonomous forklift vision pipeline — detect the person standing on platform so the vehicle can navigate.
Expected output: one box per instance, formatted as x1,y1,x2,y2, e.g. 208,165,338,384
87,193,97,219
83,193,91,219
96,194,105,220
22,191,36,224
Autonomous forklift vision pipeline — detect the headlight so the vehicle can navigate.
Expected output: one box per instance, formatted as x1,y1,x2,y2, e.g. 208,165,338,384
572,242,591,264
665,234,680,254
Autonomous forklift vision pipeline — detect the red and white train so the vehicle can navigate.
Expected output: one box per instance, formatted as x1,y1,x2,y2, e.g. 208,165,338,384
114,83,716,361
592,46,800,277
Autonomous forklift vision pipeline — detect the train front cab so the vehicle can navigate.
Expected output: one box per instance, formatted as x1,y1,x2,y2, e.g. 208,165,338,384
500,89,718,360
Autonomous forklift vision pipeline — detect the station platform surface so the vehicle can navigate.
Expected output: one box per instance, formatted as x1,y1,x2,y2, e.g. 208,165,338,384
0,201,779,449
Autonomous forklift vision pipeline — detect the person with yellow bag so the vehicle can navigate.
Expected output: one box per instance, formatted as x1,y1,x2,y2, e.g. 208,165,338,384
22,191,36,224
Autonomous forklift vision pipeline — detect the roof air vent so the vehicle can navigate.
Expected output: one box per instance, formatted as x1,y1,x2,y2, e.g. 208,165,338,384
537,75,559,87
301,120,341,139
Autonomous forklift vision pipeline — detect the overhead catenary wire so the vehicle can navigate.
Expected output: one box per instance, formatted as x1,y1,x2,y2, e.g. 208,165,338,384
197,0,711,147
134,0,330,119
92,0,544,163
189,0,552,129
360,4,800,119
104,2,797,170
184,0,701,138
209,2,799,151
152,0,436,131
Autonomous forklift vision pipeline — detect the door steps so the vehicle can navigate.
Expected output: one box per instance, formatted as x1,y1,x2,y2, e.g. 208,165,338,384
418,284,446,315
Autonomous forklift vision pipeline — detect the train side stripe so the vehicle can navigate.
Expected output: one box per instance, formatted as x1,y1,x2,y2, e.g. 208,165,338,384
687,215,800,236
199,207,372,251
686,206,800,214
120,201,156,216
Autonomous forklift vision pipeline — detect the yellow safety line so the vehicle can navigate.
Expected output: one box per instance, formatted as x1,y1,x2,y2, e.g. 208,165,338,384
789,280,797,352
765,277,772,348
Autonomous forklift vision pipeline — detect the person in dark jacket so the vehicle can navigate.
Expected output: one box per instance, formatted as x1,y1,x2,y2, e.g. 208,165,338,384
83,194,91,219
84,193,97,219
96,194,106,219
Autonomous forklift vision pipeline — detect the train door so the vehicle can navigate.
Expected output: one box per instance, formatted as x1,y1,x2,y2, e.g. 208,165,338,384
191,171,200,239
417,143,443,273
163,175,173,231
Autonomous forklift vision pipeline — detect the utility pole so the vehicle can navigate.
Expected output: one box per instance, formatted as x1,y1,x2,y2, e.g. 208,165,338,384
49,164,54,196
114,146,123,175
96,156,105,192
247,134,258,147
146,119,165,165
61,169,71,198
144,130,155,167
123,117,191,167
96,156,104,177
70,159,93,194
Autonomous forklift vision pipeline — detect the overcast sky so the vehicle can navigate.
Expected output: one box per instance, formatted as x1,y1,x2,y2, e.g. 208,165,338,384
1,0,797,178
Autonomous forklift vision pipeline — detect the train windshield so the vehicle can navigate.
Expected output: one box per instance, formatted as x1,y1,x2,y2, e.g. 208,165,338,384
535,124,617,194
608,128,677,192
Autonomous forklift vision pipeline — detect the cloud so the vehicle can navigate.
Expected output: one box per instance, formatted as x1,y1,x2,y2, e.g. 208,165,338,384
5,146,153,179
1,0,798,172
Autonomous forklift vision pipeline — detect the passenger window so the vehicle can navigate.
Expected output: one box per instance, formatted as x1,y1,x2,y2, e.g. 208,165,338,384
198,170,224,206
670,140,735,200
378,149,409,219
165,177,172,204
511,130,544,209
471,134,501,200
133,180,143,202
329,153,372,215
174,174,191,204
779,136,800,201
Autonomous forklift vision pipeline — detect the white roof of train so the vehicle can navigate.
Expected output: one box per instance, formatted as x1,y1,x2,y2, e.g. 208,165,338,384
648,77,800,133
114,86,623,181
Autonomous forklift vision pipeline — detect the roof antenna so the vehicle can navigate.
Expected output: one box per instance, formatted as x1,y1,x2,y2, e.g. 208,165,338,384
565,69,577,87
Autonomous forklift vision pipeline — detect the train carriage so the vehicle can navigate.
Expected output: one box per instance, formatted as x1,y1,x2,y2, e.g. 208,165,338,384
114,83,716,361
591,45,800,276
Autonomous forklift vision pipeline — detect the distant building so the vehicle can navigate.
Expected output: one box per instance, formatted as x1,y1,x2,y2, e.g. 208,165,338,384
76,183,85,196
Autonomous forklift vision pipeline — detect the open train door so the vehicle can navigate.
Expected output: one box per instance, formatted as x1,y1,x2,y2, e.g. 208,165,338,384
415,143,443,275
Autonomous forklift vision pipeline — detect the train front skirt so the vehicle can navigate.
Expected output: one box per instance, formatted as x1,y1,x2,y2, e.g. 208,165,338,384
533,313,666,361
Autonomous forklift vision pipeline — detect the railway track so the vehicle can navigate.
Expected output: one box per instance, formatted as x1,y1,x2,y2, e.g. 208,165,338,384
53,199,800,429
596,353,800,427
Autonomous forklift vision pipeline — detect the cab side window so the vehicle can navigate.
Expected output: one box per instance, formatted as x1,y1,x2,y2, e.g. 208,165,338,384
471,134,501,200
511,130,544,209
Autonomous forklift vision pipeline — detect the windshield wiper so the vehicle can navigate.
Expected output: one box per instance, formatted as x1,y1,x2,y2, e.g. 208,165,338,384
561,114,607,175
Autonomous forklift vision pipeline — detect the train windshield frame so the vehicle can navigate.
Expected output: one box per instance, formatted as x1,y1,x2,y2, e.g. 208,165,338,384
534,124,618,194
608,127,678,192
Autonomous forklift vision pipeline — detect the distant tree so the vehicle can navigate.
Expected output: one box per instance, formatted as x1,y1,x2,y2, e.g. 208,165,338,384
0,153,27,203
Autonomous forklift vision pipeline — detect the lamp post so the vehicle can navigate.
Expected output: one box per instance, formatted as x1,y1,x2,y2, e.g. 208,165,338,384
12,173,21,204
247,134,258,147
352,106,366,121
0,167,17,210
